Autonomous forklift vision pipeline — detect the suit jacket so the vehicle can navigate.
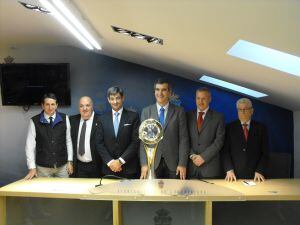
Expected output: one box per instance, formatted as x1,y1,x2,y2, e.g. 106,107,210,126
139,103,189,171
222,120,269,179
186,109,225,178
97,108,140,176
69,113,102,177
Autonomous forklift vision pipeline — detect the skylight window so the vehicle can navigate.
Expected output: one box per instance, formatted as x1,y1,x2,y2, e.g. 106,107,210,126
199,75,268,98
227,40,300,77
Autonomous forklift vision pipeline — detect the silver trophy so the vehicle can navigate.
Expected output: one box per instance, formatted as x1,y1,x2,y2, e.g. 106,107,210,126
139,119,163,179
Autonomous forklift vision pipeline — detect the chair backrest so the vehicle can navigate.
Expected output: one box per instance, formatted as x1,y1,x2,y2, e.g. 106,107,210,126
266,152,292,178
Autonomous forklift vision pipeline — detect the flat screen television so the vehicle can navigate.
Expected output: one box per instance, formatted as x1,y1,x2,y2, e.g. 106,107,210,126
0,63,71,106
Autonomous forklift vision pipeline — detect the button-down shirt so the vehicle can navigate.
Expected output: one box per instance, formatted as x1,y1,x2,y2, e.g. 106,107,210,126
77,112,94,163
197,107,209,120
156,102,169,119
107,107,125,166
25,112,73,169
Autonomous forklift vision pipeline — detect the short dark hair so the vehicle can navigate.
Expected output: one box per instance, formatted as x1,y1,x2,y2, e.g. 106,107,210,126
154,78,172,91
41,93,57,104
196,87,211,97
107,86,124,98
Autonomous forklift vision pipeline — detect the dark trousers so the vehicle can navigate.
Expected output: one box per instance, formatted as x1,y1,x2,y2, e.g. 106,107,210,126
76,160,101,178
155,158,178,179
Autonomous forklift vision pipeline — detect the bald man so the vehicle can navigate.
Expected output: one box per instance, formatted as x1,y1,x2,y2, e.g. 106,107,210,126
69,96,102,178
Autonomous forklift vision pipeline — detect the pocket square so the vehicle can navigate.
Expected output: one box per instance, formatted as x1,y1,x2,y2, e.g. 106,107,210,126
124,123,132,126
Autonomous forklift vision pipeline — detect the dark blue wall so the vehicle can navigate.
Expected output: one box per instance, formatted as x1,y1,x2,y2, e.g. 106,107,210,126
72,52,293,159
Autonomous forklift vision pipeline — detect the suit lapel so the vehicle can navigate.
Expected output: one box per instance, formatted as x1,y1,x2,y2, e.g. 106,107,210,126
164,103,174,130
236,121,247,145
117,109,127,138
198,109,212,134
74,116,81,148
90,114,99,139
150,104,159,121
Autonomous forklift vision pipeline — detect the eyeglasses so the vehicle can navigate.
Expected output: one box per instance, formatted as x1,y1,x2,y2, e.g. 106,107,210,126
237,108,252,113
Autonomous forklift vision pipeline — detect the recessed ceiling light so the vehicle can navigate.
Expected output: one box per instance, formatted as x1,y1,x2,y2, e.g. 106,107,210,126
199,75,268,98
19,1,50,14
111,26,163,45
227,40,300,77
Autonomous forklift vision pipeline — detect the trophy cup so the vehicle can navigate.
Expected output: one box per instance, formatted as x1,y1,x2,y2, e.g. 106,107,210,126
139,119,163,179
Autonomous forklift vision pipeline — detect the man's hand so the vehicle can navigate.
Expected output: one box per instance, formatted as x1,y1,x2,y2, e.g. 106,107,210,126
191,154,205,167
24,168,37,180
140,165,148,179
225,170,236,182
109,160,122,172
254,172,265,182
176,166,186,180
67,162,73,175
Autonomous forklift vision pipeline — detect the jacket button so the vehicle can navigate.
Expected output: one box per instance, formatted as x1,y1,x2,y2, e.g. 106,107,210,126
53,152,56,155
242,148,246,152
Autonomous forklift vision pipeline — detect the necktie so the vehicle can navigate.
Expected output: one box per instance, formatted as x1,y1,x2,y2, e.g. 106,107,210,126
79,120,86,156
197,112,204,132
159,107,165,126
49,116,53,128
113,112,120,137
242,123,248,141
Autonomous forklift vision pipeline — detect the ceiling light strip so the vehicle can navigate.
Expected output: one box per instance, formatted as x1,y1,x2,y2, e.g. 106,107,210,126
227,40,300,77
52,0,101,50
199,75,268,98
39,0,93,50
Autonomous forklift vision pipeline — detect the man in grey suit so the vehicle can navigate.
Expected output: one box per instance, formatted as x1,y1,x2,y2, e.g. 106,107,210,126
140,78,189,179
187,87,225,179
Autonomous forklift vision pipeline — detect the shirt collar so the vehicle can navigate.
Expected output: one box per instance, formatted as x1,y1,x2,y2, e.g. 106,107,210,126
157,102,169,112
240,120,251,126
44,112,56,120
81,111,94,122
197,106,209,114
112,107,123,116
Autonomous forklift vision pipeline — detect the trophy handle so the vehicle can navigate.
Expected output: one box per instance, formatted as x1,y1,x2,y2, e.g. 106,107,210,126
144,143,159,180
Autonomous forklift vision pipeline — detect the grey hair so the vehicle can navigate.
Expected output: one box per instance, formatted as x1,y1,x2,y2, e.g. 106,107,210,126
107,86,124,98
236,98,252,108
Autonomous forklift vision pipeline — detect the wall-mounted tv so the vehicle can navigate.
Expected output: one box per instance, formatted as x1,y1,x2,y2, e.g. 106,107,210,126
0,63,71,106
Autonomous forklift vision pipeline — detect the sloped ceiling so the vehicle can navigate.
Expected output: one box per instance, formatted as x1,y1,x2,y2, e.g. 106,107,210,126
1,0,300,110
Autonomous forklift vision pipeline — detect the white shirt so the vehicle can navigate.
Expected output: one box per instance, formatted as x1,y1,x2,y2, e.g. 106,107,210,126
240,120,251,130
197,107,209,120
25,112,73,169
112,107,123,125
156,102,169,119
77,112,94,163
107,107,125,166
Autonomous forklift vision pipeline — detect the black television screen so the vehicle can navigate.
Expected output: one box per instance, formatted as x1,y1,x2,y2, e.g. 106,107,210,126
0,63,71,106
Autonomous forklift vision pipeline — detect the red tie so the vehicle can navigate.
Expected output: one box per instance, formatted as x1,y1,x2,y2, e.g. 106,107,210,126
242,123,248,141
197,112,205,132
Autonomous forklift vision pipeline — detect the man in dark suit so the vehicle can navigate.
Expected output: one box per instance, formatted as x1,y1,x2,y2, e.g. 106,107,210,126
222,98,269,182
70,96,102,178
140,78,189,179
187,87,225,179
97,86,140,179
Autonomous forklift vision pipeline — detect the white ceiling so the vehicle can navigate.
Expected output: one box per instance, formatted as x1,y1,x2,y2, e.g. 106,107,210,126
1,0,300,110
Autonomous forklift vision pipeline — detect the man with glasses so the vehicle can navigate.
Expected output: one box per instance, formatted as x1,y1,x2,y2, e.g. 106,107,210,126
222,98,269,182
